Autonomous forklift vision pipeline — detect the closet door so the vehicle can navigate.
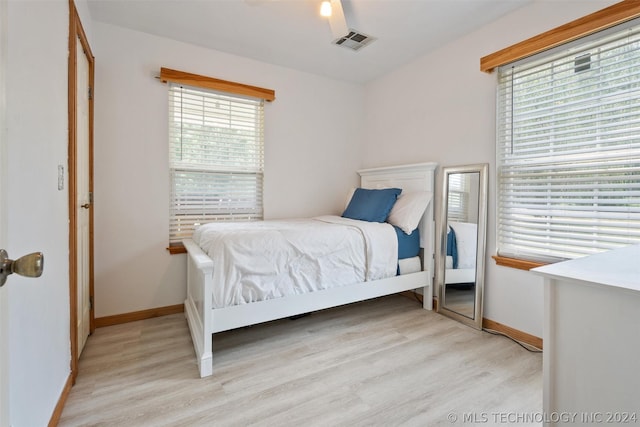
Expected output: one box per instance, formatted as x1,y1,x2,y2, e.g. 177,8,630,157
0,0,9,422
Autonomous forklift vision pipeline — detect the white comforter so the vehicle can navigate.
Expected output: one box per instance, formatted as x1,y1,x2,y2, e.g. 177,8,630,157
192,215,398,308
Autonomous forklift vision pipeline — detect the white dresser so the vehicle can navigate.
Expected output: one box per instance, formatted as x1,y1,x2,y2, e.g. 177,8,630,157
533,244,640,426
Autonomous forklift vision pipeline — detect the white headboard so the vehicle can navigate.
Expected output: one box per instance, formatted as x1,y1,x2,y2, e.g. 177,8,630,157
357,162,438,271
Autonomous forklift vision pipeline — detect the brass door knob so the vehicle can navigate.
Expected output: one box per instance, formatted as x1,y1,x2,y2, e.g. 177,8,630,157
0,249,44,287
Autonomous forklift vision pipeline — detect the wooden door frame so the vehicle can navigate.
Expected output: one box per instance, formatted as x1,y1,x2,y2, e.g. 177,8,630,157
68,0,94,382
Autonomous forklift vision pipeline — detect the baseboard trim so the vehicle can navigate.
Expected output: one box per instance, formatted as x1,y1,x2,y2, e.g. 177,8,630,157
95,304,185,328
482,318,543,350
48,373,73,427
398,291,542,350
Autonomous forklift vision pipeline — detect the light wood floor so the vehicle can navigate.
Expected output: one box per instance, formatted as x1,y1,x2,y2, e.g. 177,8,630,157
60,295,541,427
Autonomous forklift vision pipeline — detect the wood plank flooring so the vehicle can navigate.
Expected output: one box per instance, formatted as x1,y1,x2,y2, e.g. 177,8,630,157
60,295,541,426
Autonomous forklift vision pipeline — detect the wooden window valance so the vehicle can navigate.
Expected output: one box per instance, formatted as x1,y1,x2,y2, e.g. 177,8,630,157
480,0,640,73
159,67,275,102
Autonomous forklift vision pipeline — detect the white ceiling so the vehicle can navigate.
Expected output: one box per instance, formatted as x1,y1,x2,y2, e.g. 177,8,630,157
87,0,532,84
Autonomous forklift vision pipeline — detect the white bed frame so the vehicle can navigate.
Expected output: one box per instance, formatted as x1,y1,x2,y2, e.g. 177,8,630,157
445,268,476,284
183,162,438,377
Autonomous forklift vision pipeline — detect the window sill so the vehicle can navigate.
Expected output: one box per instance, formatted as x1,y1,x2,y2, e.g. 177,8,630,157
167,245,186,255
492,255,548,271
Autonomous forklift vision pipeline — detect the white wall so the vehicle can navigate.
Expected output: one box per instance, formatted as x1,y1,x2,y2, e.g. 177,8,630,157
6,0,73,424
92,22,365,317
363,0,617,338
74,0,93,43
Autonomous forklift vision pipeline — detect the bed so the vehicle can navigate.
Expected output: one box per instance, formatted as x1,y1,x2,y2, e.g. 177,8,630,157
183,162,438,377
444,221,477,284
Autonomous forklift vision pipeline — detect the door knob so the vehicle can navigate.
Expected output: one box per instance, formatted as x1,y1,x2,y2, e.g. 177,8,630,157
81,203,90,209
0,249,44,287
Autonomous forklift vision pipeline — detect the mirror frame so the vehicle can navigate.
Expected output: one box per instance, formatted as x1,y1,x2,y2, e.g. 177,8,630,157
436,164,488,330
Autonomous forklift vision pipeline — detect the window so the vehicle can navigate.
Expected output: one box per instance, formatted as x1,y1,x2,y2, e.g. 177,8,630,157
447,173,470,223
496,22,640,263
168,83,265,245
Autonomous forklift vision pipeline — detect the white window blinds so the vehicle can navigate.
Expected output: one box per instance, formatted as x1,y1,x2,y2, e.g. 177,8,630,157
169,84,264,244
497,23,640,263
447,173,470,223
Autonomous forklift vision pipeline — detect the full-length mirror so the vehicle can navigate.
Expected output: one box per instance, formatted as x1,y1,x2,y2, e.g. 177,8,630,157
436,164,488,330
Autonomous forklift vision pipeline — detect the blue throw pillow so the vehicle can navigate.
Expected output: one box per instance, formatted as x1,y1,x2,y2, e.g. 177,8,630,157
342,188,402,222
394,226,420,260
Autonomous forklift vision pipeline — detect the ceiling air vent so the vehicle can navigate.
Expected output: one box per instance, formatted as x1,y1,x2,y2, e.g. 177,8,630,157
333,29,376,51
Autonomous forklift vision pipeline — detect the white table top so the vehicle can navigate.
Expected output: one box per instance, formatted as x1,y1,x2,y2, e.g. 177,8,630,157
532,244,640,292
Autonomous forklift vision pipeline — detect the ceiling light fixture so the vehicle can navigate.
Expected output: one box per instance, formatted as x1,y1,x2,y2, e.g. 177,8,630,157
320,1,332,17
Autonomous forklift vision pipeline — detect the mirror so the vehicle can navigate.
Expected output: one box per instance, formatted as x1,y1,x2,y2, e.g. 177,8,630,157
436,164,488,330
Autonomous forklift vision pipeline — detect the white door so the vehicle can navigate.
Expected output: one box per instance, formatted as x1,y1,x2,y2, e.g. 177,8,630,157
0,0,9,423
76,35,91,357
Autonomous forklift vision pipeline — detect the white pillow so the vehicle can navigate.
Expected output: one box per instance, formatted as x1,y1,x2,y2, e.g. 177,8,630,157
449,221,477,269
445,255,454,269
387,191,433,234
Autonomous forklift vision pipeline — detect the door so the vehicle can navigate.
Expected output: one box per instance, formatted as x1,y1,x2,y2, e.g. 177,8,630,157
76,35,91,356
70,5,94,365
0,0,8,423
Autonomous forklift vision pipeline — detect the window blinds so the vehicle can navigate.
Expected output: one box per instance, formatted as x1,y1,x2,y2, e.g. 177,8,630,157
447,173,470,223
497,23,640,262
169,84,264,244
